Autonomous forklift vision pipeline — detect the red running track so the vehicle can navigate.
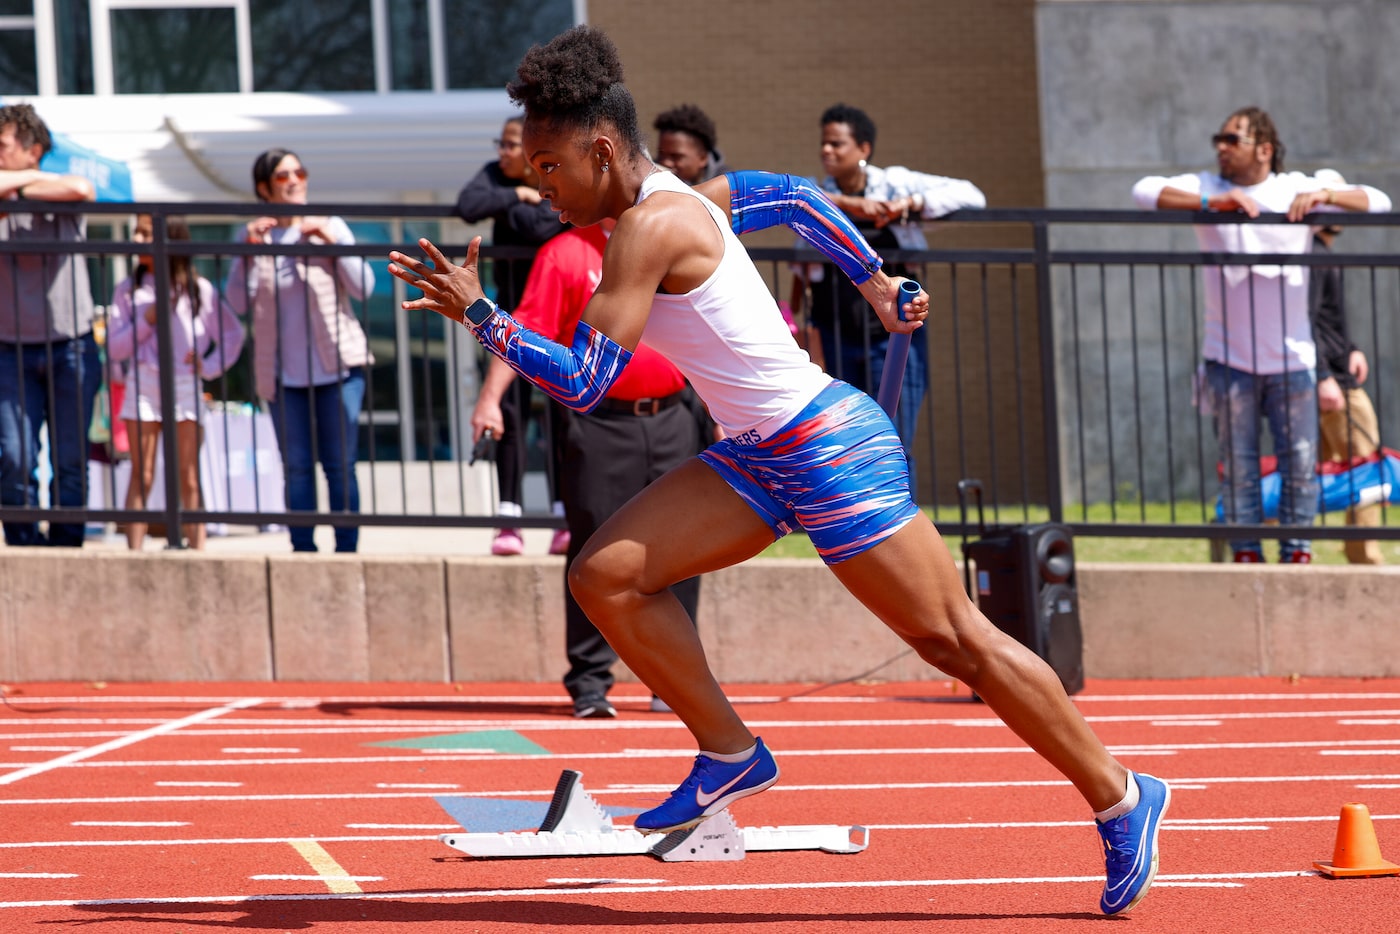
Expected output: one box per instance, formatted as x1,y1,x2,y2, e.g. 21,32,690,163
1,677,1398,932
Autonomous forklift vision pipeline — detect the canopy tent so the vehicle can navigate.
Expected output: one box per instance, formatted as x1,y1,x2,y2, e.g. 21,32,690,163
41,131,134,202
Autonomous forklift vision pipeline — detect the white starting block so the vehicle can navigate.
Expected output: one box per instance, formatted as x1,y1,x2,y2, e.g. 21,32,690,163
439,769,869,863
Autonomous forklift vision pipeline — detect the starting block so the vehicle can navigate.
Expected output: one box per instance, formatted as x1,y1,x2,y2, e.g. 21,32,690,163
439,769,869,863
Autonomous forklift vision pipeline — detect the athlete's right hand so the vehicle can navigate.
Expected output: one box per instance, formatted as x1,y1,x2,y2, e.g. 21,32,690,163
388,236,485,325
470,397,504,443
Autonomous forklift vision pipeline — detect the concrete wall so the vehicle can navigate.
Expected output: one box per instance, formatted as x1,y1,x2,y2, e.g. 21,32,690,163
1036,0,1400,505
3,550,1397,684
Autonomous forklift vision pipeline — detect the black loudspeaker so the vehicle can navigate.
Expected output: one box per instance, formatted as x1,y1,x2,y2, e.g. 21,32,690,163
964,523,1084,695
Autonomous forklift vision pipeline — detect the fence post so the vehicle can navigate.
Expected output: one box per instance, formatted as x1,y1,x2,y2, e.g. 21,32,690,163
1032,219,1064,522
150,210,185,547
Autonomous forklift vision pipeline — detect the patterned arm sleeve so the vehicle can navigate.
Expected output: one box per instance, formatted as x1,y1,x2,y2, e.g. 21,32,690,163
468,303,631,413
726,171,883,284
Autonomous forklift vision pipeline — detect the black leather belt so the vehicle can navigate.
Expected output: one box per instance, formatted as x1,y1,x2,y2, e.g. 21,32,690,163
595,392,685,416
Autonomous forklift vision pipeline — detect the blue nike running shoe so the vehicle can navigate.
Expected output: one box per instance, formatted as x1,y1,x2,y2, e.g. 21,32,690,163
1097,772,1171,915
634,737,780,834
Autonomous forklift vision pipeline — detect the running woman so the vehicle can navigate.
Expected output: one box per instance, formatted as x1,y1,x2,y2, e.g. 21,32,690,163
389,25,1169,916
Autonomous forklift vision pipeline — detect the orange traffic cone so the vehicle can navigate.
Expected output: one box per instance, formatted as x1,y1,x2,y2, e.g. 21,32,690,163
1313,803,1400,878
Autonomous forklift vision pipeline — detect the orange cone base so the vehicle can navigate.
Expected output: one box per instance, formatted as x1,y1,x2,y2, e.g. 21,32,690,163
1314,803,1400,878
1313,858,1400,879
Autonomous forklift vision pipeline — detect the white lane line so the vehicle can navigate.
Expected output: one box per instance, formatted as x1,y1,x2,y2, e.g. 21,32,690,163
71,821,189,828
0,870,1317,910
374,783,460,790
1149,720,1222,727
221,747,301,754
7,813,1393,850
8,773,1400,808
0,872,78,879
155,781,243,788
346,824,458,830
252,874,384,883
547,878,669,885
1321,749,1400,756
288,840,363,894
0,698,263,787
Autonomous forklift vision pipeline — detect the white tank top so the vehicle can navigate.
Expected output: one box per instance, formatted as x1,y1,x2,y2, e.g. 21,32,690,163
635,170,832,443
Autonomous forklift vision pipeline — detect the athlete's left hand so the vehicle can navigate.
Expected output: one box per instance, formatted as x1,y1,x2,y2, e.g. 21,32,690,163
860,273,928,334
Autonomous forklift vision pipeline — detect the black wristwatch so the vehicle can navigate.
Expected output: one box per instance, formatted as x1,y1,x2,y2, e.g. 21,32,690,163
464,297,496,327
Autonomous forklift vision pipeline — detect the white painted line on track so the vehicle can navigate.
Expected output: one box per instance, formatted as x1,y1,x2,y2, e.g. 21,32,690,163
0,698,263,786
547,878,669,885
8,773,1400,808
1320,749,1400,756
1,835,432,849
375,782,460,789
1149,720,1222,727
346,823,459,830
252,874,383,883
0,869,1319,910
71,821,189,828
0,872,78,879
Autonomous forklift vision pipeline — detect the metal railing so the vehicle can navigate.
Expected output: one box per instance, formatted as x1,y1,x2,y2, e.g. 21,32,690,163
4,199,1399,549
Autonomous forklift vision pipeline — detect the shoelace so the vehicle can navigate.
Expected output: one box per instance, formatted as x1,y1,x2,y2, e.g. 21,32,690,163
1100,817,1138,872
659,755,715,804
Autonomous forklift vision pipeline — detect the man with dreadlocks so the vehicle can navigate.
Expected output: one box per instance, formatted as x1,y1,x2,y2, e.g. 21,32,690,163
391,25,1171,916
1133,106,1391,564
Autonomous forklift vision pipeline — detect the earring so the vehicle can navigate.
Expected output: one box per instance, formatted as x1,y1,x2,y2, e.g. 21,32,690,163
858,159,867,169
601,162,610,173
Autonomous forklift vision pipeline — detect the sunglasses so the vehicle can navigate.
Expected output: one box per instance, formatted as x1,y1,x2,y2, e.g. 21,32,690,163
272,167,308,183
1211,133,1255,147
493,138,522,152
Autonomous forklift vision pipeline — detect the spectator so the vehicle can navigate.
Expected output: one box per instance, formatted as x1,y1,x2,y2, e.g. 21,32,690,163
0,102,101,547
1132,107,1391,563
471,219,704,718
225,148,374,553
1310,169,1383,565
107,215,245,550
790,103,985,456
455,115,569,556
653,104,731,185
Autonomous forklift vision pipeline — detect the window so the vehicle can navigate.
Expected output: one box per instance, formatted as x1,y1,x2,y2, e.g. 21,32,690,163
251,0,374,93
0,1,37,95
442,0,571,90
111,7,238,93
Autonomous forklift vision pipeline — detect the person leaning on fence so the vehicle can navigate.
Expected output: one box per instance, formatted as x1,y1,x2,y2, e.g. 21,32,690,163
788,102,985,459
455,115,570,557
223,148,374,553
0,102,102,548
1132,106,1392,564
389,25,1171,917
106,215,245,551
1309,170,1384,565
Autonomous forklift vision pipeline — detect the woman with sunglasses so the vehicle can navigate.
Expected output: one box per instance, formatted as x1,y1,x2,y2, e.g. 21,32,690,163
225,149,374,552
108,215,244,550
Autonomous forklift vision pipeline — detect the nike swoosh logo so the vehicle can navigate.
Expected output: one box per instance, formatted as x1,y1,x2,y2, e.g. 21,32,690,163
695,760,761,808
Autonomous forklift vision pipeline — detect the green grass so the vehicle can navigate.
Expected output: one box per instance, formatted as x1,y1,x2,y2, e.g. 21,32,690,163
757,500,1400,565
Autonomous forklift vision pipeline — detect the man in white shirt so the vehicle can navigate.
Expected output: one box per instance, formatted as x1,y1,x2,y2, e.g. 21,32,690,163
1133,106,1391,563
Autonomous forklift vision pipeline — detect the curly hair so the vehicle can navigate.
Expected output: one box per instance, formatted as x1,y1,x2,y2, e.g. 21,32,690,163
0,102,53,158
654,104,717,154
821,103,877,157
507,26,645,156
1230,106,1285,174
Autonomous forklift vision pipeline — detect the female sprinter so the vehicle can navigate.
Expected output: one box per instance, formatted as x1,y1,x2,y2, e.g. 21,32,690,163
388,26,1168,917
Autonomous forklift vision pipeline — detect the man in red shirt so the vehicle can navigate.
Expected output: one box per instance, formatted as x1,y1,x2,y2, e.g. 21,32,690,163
470,219,706,719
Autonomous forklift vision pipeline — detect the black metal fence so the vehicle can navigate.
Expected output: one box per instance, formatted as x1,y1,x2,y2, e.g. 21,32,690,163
4,199,1399,548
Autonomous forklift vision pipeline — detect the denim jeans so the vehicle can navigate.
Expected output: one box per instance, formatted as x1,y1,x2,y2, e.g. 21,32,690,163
268,368,365,552
1206,361,1318,560
0,333,101,547
821,328,928,491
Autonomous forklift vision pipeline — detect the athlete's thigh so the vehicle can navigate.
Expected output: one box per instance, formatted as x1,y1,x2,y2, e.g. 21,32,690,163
826,510,983,645
578,457,778,593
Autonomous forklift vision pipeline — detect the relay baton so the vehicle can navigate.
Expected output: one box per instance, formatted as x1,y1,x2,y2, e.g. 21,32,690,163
875,279,923,418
